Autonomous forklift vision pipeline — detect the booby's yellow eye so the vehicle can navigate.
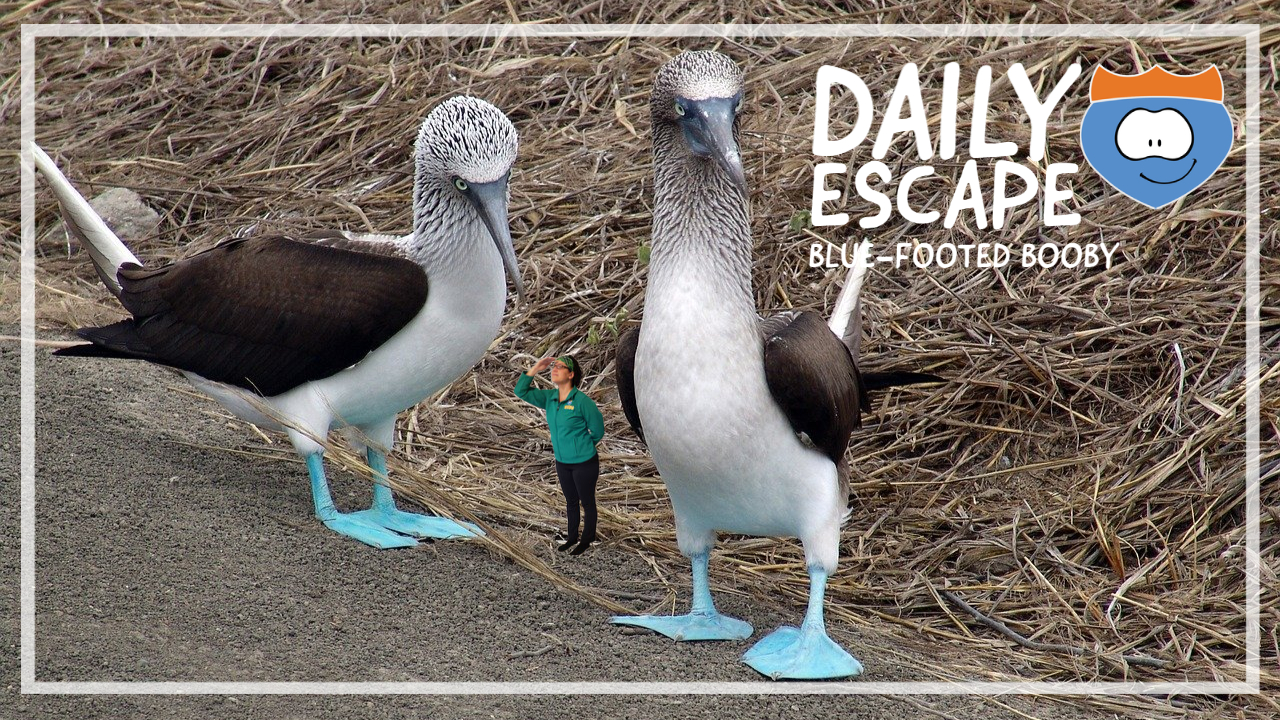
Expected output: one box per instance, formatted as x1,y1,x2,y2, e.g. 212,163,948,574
675,102,685,117
453,178,469,191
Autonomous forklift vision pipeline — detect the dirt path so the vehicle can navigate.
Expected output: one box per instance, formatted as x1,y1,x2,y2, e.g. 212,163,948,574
2,326,1168,719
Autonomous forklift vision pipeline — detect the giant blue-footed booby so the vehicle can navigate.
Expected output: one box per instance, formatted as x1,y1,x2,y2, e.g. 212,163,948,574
611,52,938,679
34,95,522,550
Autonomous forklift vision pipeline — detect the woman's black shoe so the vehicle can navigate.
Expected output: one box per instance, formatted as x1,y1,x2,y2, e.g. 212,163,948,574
557,539,578,552
569,539,593,555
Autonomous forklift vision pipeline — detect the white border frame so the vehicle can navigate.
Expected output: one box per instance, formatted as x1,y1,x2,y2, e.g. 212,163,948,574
19,23,1261,696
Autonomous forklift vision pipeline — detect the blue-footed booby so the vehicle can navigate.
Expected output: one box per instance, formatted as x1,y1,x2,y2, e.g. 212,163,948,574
34,95,523,550
611,52,938,680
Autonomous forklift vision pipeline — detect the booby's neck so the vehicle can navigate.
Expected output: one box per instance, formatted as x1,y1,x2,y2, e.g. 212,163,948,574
648,122,754,318
408,180,503,298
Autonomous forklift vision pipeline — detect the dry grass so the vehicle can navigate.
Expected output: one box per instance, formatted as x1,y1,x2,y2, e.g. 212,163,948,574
4,1,1277,716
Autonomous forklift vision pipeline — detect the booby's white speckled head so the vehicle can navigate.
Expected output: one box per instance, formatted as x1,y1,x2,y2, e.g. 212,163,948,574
415,96,518,184
652,51,744,120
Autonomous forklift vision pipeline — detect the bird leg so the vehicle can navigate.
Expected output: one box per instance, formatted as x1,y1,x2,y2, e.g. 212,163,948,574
305,452,417,549
609,550,753,641
348,447,483,540
740,566,863,680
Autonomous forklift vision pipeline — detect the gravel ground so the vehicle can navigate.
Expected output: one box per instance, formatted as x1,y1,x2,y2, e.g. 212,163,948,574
2,327,1163,719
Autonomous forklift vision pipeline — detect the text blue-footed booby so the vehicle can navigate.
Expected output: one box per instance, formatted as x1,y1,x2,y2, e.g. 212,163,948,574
611,52,938,680
34,96,522,550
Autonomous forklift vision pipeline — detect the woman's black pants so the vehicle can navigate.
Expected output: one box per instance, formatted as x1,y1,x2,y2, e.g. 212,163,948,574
554,454,599,543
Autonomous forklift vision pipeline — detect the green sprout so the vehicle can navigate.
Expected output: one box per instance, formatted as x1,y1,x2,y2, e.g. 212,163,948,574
788,209,811,232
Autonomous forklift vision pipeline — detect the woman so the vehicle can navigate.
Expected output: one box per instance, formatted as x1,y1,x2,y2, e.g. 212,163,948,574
515,355,605,555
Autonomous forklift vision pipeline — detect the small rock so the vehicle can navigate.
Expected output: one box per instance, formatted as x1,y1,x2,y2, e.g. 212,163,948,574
56,187,159,245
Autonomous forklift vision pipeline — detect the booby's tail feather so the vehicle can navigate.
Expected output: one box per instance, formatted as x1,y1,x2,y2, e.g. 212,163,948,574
826,240,871,359
31,143,141,297
825,239,943,392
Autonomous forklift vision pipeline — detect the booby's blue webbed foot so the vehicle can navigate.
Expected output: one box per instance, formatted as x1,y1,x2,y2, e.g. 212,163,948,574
320,513,419,549
355,448,484,540
610,549,752,641
741,624,863,680
306,450,482,549
307,453,419,549
610,610,753,641
741,566,862,680
348,505,482,540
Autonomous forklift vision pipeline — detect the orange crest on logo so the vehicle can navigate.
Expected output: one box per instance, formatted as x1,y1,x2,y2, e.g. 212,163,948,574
1089,66,1223,103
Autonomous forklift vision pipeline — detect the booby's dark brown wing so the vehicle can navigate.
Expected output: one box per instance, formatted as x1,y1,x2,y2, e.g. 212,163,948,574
615,324,644,442
761,310,867,467
56,234,429,397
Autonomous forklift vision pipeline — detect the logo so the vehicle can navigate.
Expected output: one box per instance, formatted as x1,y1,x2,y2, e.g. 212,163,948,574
1080,66,1232,209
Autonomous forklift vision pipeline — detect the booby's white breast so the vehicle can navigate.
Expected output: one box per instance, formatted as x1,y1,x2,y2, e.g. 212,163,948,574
635,271,841,543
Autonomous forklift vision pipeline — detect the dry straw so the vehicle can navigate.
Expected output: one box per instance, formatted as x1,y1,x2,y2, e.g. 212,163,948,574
5,0,1277,715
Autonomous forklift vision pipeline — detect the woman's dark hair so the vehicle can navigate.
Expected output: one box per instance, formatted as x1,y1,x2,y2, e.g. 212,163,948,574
560,354,584,388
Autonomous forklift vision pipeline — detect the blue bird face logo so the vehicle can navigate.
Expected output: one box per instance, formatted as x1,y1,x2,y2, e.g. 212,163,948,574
1080,66,1233,210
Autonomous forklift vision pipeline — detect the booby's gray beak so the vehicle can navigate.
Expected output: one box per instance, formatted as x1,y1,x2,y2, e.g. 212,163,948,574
682,95,745,190
468,177,525,304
